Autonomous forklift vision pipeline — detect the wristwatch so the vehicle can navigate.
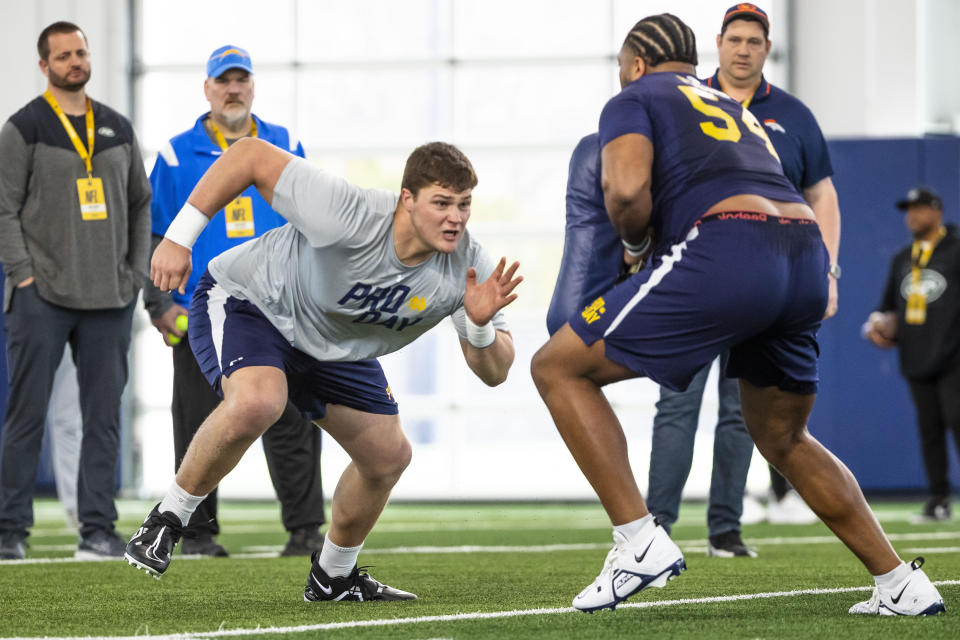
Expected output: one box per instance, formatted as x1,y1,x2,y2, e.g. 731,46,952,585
829,264,842,280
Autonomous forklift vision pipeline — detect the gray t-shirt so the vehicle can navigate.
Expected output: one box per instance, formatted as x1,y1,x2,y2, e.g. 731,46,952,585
208,157,508,362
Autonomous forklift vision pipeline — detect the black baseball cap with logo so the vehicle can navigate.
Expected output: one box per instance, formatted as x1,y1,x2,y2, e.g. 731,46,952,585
896,187,943,211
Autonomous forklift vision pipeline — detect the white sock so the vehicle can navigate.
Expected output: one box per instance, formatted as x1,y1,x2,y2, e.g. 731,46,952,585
874,561,911,590
318,537,363,578
613,514,655,542
157,481,207,527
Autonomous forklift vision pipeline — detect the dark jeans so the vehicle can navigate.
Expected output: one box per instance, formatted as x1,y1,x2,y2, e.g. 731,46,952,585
646,352,754,536
907,362,960,499
0,285,134,537
172,335,325,534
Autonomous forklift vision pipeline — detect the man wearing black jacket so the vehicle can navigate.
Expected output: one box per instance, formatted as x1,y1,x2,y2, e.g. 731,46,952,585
865,186,960,522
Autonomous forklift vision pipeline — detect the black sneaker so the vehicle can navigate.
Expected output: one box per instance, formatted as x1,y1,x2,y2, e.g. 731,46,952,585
76,528,127,559
0,530,28,560
303,551,417,602
281,525,325,557
124,504,190,579
707,530,758,558
180,532,229,557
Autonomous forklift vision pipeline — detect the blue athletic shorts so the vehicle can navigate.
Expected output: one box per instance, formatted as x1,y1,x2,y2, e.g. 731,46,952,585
569,212,829,394
189,271,399,418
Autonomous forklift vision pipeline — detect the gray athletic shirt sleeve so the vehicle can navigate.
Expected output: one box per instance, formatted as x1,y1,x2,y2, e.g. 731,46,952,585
207,156,509,362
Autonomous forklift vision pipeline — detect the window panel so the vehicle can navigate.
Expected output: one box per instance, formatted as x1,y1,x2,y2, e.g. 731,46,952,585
296,69,448,148
297,0,448,61
453,0,611,58
140,0,296,65
453,63,614,146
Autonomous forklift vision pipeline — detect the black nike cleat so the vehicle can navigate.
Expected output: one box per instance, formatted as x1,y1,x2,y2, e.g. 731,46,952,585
303,551,417,602
124,504,189,579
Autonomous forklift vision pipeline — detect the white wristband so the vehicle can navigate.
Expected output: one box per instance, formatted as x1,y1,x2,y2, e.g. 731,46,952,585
164,202,209,250
465,314,496,349
622,235,652,258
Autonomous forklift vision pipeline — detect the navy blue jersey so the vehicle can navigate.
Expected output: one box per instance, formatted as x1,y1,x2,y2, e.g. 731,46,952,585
598,71,804,248
705,72,833,192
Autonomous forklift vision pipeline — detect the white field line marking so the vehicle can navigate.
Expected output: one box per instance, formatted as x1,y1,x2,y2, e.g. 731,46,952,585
6,530,960,566
904,546,960,554
23,509,945,538
8,580,960,640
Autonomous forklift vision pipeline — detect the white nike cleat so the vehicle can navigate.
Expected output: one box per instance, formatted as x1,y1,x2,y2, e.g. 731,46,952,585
573,522,686,612
849,557,946,616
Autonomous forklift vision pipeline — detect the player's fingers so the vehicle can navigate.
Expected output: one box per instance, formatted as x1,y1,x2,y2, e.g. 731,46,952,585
501,275,523,295
501,260,520,283
490,257,506,279
500,293,519,307
465,266,478,285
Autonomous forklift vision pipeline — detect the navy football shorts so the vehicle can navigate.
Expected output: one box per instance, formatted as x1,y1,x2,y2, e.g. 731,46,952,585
189,270,399,418
569,212,829,394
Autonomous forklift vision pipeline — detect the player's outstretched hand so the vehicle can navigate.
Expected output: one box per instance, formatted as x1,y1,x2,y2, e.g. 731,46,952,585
151,237,192,295
464,257,522,325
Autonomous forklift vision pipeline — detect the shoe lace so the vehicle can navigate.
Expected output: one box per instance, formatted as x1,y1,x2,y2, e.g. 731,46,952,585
910,556,925,571
596,544,622,581
352,565,381,599
144,512,197,540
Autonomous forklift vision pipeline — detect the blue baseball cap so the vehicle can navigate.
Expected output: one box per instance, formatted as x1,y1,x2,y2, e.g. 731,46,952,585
206,45,253,78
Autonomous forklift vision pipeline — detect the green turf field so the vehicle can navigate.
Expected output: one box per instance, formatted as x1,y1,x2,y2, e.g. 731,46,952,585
0,499,957,639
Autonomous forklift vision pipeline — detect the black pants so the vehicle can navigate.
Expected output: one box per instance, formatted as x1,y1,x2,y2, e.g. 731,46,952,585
172,335,324,535
907,362,960,499
0,285,134,537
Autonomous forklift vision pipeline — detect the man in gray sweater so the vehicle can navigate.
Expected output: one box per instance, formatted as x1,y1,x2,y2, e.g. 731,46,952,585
0,21,151,559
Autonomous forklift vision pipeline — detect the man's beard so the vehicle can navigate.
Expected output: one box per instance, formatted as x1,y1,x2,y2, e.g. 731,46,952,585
219,104,250,130
49,66,90,92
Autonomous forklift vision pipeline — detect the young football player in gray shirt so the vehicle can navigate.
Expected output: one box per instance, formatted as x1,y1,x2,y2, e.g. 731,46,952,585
126,139,521,602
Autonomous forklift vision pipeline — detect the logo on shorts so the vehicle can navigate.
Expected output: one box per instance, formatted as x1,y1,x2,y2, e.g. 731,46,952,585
581,297,606,324
408,296,428,312
385,386,394,401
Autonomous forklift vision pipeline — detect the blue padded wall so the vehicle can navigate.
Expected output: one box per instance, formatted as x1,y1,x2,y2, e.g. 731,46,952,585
812,137,960,492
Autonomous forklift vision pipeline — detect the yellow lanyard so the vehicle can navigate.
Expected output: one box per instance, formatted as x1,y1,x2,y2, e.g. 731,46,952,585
910,226,947,283
207,116,257,150
43,89,95,177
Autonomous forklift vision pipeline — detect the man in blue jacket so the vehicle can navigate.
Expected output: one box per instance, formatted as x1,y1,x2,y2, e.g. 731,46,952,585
143,45,324,557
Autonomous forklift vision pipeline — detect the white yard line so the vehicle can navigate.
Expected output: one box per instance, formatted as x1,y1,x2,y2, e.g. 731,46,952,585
8,580,959,640
6,529,960,565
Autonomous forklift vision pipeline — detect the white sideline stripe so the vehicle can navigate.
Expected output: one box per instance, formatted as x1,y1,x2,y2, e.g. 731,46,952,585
9,580,960,640
7,530,960,565
904,546,960,554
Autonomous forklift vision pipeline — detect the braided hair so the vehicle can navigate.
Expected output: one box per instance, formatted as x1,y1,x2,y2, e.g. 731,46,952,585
622,13,698,68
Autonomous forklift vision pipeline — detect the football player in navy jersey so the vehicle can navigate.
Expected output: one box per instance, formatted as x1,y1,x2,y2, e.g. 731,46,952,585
531,13,944,616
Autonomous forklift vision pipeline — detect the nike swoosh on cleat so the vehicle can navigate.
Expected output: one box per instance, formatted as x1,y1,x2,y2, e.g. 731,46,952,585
890,581,910,605
310,573,333,595
634,539,655,564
